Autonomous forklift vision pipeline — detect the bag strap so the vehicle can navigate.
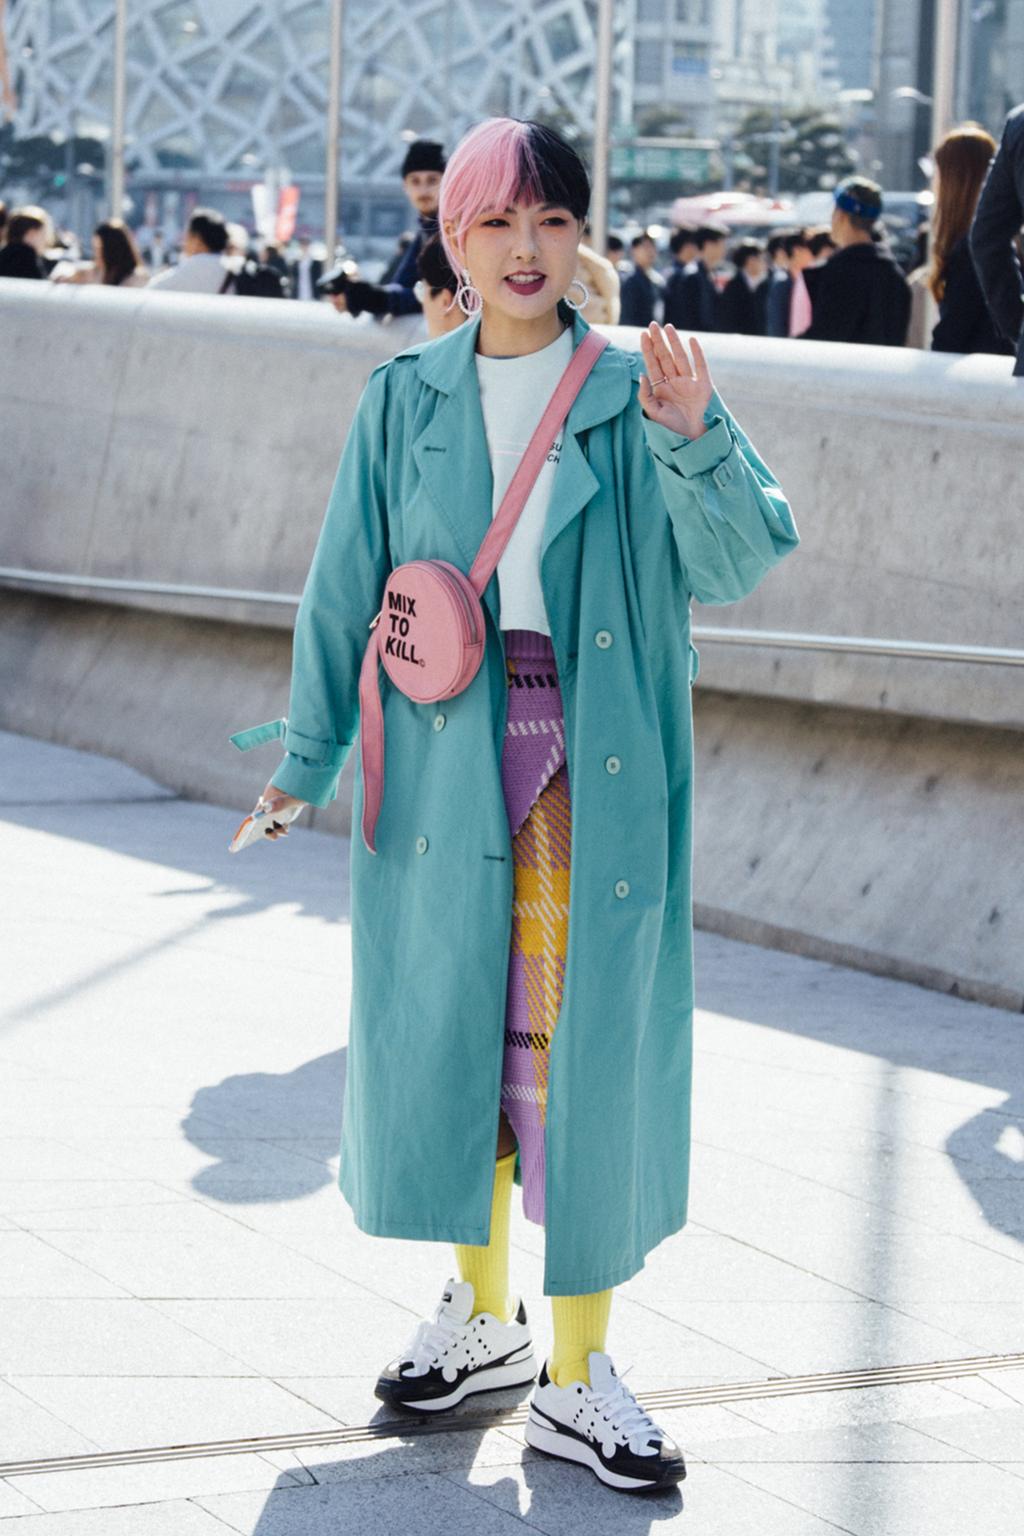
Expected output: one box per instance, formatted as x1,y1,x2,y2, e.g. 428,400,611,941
467,327,608,599
358,326,608,857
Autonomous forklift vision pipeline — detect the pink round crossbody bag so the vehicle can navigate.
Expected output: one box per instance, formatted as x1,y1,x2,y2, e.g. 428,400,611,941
357,328,608,853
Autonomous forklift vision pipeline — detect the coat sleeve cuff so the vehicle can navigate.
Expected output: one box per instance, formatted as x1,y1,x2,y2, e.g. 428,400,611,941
228,716,346,805
229,716,348,768
269,752,343,807
643,414,733,479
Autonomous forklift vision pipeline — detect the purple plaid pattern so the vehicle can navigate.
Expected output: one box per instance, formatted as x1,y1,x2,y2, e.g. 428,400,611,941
500,628,571,1225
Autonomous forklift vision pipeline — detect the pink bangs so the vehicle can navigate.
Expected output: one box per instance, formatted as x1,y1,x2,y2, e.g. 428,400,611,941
438,118,547,272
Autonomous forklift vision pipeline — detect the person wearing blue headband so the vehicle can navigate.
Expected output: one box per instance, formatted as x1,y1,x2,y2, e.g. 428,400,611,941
802,176,912,347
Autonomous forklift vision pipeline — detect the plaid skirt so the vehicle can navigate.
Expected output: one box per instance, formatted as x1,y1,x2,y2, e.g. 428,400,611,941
500,627,571,1226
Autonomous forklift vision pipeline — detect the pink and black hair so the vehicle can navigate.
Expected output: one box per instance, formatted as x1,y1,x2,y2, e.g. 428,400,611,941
439,117,590,307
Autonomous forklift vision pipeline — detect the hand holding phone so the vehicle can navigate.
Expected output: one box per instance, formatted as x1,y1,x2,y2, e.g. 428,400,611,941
229,790,307,853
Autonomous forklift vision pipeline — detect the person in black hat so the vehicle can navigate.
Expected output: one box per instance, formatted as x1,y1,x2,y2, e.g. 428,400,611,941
802,177,911,346
331,138,446,319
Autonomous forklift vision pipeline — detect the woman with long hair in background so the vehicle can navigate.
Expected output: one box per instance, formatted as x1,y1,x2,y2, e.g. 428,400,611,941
930,123,1015,355
50,218,149,287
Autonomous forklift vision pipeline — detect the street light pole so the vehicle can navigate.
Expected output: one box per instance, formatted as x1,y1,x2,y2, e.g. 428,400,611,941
930,0,959,150
324,0,345,260
110,0,127,218
767,92,782,199
590,0,614,256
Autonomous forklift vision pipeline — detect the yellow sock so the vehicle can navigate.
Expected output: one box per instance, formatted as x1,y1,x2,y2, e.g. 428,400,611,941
550,1288,614,1388
454,1150,517,1323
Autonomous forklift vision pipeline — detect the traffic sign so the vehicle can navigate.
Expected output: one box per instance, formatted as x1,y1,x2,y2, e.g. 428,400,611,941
611,141,713,182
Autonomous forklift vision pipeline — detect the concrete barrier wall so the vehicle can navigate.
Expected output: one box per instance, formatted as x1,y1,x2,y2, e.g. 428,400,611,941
3,281,1022,724
677,335,1024,735
1,280,397,631
3,586,1020,1010
2,281,1023,1007
691,692,1024,1013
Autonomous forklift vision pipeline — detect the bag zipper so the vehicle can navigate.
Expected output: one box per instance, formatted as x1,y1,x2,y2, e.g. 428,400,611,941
420,562,479,646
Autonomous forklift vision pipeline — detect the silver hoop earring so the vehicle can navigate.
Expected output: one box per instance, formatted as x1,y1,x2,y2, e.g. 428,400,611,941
563,277,590,312
457,268,482,316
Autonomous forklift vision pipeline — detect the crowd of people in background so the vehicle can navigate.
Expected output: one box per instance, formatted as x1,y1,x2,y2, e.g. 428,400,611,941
2,113,1023,366
615,181,906,347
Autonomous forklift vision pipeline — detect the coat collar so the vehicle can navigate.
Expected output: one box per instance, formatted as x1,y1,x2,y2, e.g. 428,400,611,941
408,307,634,636
412,305,633,432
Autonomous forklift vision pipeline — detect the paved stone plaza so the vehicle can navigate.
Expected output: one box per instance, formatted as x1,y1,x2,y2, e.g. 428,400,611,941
1,728,1022,1534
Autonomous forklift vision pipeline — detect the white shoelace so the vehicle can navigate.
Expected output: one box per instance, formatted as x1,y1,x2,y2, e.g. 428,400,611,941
401,1314,467,1371
586,1365,659,1447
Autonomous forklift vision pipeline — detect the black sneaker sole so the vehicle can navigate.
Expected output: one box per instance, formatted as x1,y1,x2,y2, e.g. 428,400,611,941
524,1410,686,1492
375,1351,538,1414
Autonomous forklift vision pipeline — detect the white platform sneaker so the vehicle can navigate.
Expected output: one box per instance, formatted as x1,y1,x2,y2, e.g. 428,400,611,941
525,1350,687,1492
374,1277,537,1413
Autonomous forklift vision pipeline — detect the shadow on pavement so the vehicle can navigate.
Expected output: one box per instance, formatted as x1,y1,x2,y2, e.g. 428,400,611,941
695,934,1024,1254
183,1048,347,1203
4,794,350,924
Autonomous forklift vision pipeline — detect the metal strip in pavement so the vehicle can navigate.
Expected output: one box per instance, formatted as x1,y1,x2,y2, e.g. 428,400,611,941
2,1349,1023,1479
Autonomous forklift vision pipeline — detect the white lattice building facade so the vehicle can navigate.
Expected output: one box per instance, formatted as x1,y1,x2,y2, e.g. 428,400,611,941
3,0,646,246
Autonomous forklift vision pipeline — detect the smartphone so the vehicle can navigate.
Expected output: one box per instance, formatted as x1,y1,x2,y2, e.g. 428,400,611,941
229,799,306,854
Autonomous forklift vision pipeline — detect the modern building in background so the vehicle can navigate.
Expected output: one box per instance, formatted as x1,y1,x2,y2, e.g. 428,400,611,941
872,0,1024,189
960,0,1024,133
2,0,642,252
710,0,843,141
825,0,875,93
776,0,840,103
872,0,945,190
5,0,1021,240
633,0,714,136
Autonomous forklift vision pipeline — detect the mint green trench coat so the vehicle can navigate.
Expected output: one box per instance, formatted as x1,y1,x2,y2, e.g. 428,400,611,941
231,306,799,1295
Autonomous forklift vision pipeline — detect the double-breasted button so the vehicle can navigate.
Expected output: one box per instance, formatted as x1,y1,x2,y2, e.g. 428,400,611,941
415,835,429,854
433,713,446,731
595,629,613,649
614,879,630,899
605,754,621,775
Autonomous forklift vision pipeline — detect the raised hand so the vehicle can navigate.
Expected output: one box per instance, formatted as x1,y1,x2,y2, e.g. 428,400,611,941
638,323,714,441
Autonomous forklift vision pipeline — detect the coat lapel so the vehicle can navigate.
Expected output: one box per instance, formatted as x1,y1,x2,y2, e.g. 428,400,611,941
411,325,498,626
410,308,634,633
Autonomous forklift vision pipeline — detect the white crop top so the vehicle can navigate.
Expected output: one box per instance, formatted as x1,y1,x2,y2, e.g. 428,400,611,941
474,324,574,635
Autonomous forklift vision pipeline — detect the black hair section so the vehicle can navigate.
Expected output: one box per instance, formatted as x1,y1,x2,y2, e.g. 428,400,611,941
521,121,591,223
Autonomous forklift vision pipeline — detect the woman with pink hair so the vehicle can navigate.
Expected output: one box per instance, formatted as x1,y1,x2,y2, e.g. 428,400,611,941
241,116,797,1494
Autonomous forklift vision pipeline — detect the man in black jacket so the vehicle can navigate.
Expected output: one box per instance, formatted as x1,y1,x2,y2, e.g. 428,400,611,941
330,139,446,320
718,238,768,335
663,223,727,331
619,230,665,325
969,103,1024,374
0,205,49,278
661,224,698,323
764,229,796,336
287,236,325,302
803,178,911,346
